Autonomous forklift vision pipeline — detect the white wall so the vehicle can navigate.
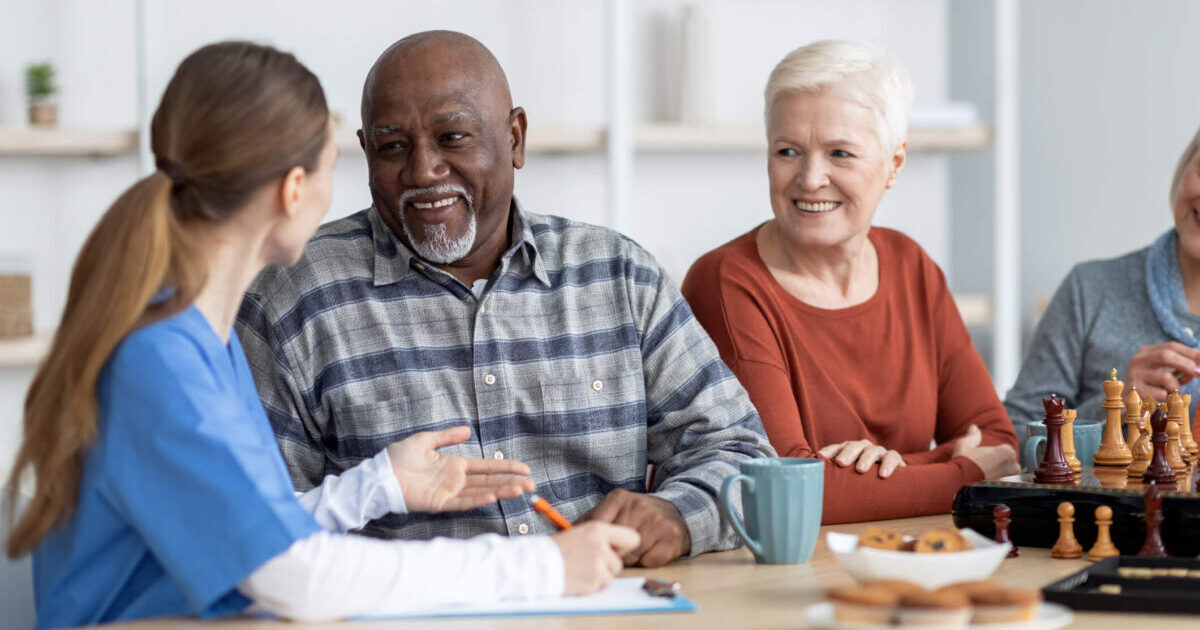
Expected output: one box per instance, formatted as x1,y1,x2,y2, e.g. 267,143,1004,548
949,0,1200,358
1017,0,1200,314
948,1,996,297
0,367,33,489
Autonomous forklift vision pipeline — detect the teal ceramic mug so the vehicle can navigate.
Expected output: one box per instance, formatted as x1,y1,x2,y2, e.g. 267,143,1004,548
1021,419,1104,471
718,458,823,564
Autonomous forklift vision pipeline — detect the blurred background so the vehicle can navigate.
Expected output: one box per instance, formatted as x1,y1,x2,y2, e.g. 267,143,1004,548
2,0,1200,480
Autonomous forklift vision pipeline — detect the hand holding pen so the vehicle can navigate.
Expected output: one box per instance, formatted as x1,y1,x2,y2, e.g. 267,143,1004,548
530,493,641,596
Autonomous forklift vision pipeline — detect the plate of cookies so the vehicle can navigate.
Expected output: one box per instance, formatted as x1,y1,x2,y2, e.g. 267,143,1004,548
825,527,1011,589
808,579,1073,629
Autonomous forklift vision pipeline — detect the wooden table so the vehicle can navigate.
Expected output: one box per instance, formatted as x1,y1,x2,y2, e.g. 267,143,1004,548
94,514,1199,629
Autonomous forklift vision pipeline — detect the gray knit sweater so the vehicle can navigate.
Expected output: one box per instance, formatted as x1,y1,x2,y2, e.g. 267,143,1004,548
1003,247,1200,447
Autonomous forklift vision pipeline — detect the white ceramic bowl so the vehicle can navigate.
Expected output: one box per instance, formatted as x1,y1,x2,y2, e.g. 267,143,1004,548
826,528,1011,589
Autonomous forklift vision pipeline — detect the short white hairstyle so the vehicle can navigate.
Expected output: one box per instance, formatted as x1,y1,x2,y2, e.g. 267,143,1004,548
1170,124,1200,204
764,40,913,152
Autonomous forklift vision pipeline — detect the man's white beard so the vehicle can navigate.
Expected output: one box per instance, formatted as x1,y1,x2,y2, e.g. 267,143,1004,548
403,213,477,264
396,184,477,263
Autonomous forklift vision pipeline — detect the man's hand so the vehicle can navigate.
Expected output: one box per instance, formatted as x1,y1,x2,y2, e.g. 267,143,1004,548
951,425,1019,480
818,439,907,478
385,426,535,513
576,489,690,567
1126,341,1200,402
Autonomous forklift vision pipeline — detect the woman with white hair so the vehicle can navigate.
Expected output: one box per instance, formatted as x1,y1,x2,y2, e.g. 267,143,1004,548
682,40,1018,523
1004,127,1200,447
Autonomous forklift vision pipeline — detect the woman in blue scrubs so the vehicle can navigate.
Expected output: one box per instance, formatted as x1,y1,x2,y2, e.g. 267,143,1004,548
3,42,637,628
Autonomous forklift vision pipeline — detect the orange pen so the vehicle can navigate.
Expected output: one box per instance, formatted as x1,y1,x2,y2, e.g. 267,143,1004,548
527,493,572,530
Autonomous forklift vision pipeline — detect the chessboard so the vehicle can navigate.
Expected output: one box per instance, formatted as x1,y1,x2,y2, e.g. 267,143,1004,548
955,370,1200,556
952,467,1200,556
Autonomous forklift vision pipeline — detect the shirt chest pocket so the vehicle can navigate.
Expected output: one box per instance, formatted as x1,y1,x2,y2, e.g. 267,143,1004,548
536,370,648,501
326,390,473,467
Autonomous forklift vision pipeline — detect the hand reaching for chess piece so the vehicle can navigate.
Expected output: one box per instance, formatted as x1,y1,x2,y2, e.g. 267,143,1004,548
1125,341,1200,401
818,439,908,478
952,425,1020,480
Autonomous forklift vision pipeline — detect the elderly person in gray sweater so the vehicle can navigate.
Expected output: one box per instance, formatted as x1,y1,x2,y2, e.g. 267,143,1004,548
1005,125,1200,447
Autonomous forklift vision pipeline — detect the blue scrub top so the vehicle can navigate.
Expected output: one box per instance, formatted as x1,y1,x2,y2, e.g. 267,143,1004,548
33,305,320,629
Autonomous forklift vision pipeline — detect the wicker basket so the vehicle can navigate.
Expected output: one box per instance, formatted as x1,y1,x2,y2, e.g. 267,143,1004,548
0,272,33,338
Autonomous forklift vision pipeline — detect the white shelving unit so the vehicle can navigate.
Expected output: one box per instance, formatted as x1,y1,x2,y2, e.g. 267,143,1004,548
0,127,137,157
991,0,1021,393
0,1,1012,383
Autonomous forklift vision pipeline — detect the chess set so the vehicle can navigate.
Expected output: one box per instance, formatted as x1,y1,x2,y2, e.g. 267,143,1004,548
953,370,1200,557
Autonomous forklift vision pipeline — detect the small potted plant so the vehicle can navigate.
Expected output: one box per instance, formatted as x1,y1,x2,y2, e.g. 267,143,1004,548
26,62,58,126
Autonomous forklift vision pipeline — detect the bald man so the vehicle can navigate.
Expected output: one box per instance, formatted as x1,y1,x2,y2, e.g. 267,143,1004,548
237,31,774,567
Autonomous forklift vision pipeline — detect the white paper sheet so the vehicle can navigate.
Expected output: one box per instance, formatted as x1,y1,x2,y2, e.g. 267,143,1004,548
359,577,696,620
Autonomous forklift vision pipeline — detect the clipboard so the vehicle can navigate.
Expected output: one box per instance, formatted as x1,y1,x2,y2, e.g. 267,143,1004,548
358,577,697,620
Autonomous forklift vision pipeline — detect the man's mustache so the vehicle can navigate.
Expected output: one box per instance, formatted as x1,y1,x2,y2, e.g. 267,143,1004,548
397,184,474,211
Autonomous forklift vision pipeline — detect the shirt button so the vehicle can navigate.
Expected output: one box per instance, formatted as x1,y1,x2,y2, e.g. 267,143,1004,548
592,379,604,392
517,523,529,535
484,374,496,386
493,450,504,460
479,302,487,314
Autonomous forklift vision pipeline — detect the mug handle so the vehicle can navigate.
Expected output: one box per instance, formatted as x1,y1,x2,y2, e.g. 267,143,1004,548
719,473,762,557
1022,435,1046,471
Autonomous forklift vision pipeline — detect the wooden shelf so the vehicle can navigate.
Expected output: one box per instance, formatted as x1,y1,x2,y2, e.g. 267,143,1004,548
335,122,991,155
908,125,992,151
526,125,608,153
0,123,987,158
954,293,993,328
636,124,769,152
635,123,990,153
333,123,608,154
0,332,52,369
0,127,137,157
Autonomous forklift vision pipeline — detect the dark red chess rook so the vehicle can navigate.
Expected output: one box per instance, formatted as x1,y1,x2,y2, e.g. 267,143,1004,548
1143,408,1178,485
1138,480,1169,557
993,504,1018,558
1034,395,1075,484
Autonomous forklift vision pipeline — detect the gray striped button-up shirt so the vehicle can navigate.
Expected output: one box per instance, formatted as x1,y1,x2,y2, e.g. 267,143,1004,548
236,202,774,554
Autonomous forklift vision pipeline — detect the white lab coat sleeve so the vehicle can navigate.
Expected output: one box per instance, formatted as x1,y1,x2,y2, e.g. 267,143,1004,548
238,530,565,621
295,448,406,532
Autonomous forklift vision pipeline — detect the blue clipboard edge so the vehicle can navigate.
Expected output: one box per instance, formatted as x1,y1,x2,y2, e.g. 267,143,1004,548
355,592,697,621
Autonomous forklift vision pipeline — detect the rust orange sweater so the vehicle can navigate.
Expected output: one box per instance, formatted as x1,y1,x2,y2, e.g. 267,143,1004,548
682,226,1018,524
